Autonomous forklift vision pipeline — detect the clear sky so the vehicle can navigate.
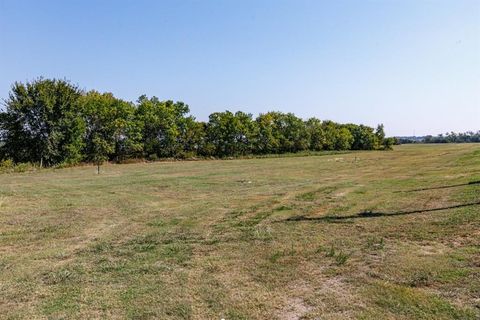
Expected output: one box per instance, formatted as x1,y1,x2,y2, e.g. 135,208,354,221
0,0,479,136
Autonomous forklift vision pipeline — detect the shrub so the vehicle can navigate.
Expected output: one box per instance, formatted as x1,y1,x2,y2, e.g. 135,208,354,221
147,154,159,161
0,159,14,172
14,162,34,173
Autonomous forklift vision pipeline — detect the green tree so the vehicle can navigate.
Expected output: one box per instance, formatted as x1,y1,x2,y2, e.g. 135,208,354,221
0,78,84,166
254,112,282,154
178,117,206,158
306,117,324,151
136,96,190,158
319,121,353,150
255,112,309,153
375,124,386,149
320,121,338,150
91,134,113,173
206,111,257,157
277,113,310,153
382,137,396,150
335,126,354,150
79,91,142,162
347,124,377,150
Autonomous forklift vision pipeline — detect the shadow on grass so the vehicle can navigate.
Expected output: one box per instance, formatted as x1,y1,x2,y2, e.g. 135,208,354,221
394,180,480,193
282,201,480,223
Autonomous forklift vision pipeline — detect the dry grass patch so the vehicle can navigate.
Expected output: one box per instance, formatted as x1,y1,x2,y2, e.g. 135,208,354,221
0,144,479,319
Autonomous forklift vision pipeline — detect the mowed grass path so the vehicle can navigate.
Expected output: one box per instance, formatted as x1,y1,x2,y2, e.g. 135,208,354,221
0,144,479,319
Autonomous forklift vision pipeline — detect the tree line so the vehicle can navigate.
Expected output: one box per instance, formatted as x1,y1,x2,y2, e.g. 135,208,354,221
0,78,394,167
397,132,480,144
423,132,480,143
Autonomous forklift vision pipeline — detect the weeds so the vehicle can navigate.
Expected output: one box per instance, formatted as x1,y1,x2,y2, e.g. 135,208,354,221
0,144,478,319
366,237,385,250
323,245,351,265
335,251,351,266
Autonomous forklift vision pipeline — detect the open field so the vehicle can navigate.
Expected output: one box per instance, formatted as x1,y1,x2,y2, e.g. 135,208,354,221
0,144,479,319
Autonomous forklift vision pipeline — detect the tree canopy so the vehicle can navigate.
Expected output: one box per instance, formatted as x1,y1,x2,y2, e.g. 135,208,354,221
0,79,84,166
0,78,395,166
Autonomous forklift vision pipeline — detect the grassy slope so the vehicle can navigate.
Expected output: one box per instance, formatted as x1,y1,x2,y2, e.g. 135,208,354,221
0,144,479,319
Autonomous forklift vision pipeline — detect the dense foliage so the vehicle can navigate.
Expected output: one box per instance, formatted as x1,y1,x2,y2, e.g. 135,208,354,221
0,78,394,167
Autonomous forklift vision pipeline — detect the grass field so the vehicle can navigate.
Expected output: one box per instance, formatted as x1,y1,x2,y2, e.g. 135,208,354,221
0,144,479,319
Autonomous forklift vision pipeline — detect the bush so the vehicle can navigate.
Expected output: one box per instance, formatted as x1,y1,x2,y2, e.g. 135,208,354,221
147,153,159,161
0,159,14,170
14,162,34,173
175,151,197,160
0,160,35,174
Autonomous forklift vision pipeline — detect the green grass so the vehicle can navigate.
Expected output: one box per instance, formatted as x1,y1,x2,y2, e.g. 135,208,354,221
0,144,479,319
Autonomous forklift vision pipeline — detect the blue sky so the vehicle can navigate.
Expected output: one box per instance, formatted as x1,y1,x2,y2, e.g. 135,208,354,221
0,0,479,136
